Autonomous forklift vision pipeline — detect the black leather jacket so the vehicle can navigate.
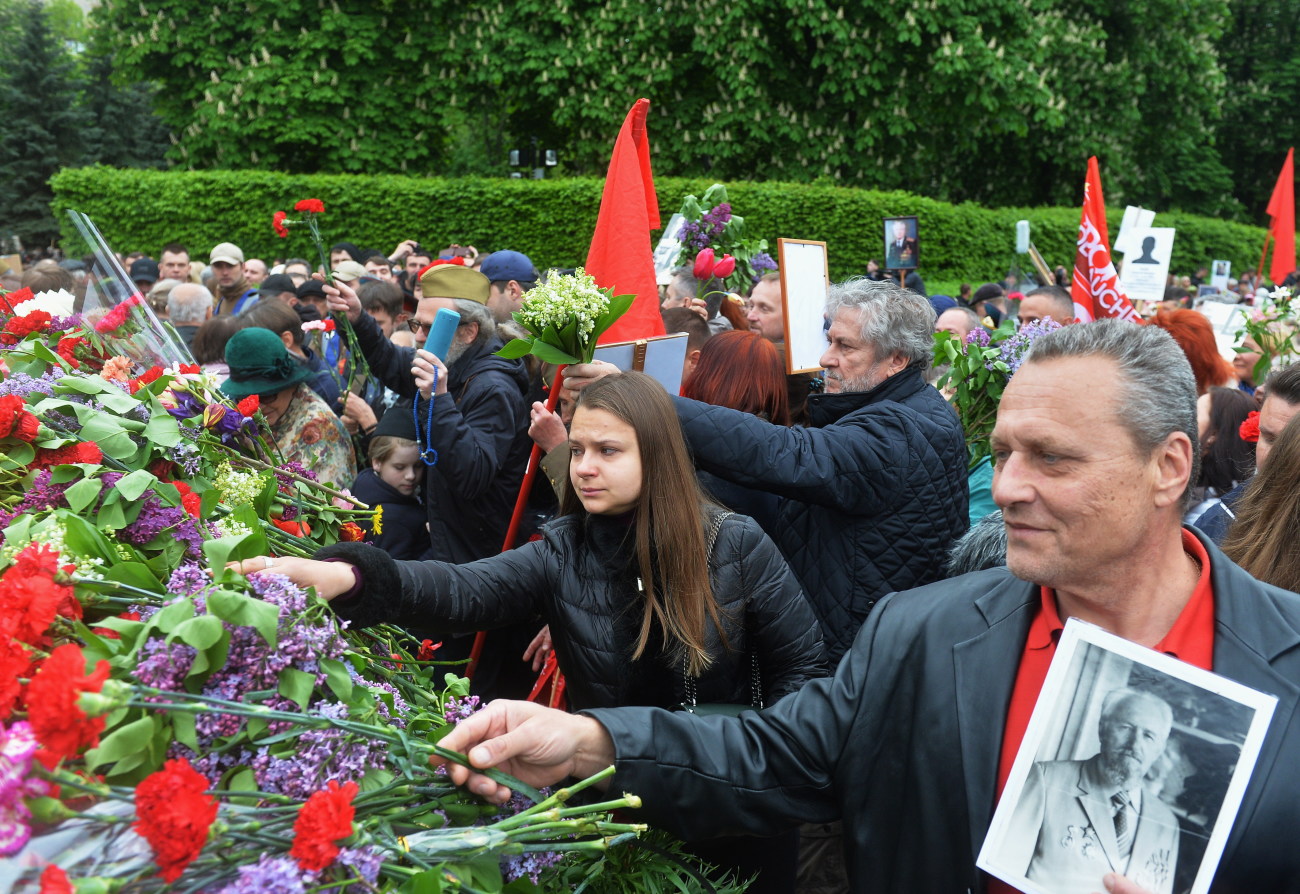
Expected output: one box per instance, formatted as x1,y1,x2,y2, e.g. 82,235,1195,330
589,530,1300,893
320,510,828,711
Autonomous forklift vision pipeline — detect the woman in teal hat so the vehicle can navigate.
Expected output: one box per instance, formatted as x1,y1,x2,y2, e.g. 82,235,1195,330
221,327,356,488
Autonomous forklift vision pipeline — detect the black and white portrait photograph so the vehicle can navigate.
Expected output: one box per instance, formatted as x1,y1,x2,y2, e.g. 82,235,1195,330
883,215,919,269
979,621,1277,894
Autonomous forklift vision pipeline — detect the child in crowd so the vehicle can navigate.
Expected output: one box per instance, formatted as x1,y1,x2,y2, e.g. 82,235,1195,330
349,409,427,561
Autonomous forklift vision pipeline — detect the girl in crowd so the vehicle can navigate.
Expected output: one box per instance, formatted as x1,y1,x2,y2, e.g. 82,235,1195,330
1186,386,1254,523
236,370,825,893
349,410,426,561
1222,411,1300,593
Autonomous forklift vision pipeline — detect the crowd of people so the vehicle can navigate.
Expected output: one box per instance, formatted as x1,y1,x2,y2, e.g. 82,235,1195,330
10,232,1300,894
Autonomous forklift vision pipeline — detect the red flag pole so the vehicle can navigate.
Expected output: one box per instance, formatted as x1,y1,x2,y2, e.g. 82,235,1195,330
1257,230,1273,284
465,365,566,680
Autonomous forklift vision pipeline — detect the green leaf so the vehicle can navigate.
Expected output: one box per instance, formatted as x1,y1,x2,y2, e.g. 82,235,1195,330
149,599,195,634
319,657,355,703
102,562,165,593
495,337,534,359
85,714,159,771
142,411,182,448
530,340,579,365
207,589,280,647
63,477,103,514
115,469,157,503
0,440,35,469
169,615,225,651
277,667,316,711
402,869,443,894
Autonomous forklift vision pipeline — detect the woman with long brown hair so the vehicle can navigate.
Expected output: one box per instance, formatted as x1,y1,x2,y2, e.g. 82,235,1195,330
1221,411,1300,592
236,370,825,891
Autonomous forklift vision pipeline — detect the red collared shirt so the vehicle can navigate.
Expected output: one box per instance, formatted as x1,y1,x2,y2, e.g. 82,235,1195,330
988,530,1215,894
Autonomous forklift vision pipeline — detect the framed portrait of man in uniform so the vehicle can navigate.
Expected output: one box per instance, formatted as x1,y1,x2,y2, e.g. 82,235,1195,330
883,216,919,270
978,620,1276,894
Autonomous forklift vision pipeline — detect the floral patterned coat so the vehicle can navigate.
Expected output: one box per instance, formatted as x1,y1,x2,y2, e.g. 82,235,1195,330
270,384,356,488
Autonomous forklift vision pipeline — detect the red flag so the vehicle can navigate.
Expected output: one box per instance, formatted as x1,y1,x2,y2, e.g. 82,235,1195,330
586,98,666,343
1070,157,1141,324
1265,147,1296,284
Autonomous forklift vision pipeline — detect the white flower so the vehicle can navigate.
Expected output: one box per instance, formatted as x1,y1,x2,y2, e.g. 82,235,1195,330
516,267,610,341
13,289,76,318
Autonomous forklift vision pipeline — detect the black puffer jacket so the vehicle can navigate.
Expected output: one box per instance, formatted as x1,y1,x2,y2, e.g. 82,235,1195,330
354,311,531,563
673,365,968,660
319,510,828,711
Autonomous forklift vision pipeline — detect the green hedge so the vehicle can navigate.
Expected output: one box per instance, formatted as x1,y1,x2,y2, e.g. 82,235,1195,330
51,166,1267,286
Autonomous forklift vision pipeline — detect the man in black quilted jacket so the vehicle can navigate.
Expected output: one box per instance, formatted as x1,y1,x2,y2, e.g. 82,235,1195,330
565,277,969,661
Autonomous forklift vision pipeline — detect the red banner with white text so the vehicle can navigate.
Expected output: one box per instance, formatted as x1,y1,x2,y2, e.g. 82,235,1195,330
1070,156,1141,324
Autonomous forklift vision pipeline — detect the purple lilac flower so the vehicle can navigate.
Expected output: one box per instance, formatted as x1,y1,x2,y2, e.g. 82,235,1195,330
444,695,483,725
170,441,202,477
49,314,83,332
275,461,317,490
965,327,991,348
338,845,385,890
501,850,565,885
750,251,777,277
134,639,198,692
168,563,211,598
0,470,72,535
251,702,390,798
212,853,313,894
0,369,63,399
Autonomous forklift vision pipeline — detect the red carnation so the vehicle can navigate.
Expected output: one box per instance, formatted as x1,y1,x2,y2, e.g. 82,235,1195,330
131,366,166,393
338,522,365,542
177,363,200,374
237,395,260,417
172,481,202,518
26,644,110,769
1,310,52,345
0,543,80,652
290,780,358,871
135,758,219,882
273,210,290,238
55,336,84,368
0,394,40,442
1239,410,1260,443
0,637,33,720
39,864,72,894
417,639,442,660
0,287,34,314
30,442,102,471
294,198,325,214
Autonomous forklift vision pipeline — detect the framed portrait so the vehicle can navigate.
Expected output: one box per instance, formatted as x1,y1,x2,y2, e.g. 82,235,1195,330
883,215,919,270
978,619,1277,894
776,238,830,374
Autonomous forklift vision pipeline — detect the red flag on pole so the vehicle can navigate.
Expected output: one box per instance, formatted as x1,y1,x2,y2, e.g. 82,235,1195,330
1070,156,1141,324
586,98,666,343
1264,147,1296,285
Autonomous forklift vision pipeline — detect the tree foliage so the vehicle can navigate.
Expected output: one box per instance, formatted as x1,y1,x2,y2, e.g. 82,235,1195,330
86,0,1286,218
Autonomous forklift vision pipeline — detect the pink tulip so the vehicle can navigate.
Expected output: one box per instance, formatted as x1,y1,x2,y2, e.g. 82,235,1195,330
693,248,716,280
712,254,736,278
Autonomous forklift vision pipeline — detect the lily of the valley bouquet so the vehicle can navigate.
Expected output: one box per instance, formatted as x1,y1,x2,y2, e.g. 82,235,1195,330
496,268,633,365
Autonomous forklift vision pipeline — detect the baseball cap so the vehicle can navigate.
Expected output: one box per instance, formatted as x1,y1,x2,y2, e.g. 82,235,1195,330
210,242,245,266
332,260,368,283
260,273,298,297
479,250,537,284
130,258,160,284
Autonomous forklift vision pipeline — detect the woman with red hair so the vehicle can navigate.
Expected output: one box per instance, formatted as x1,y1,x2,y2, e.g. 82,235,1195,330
682,329,791,424
682,330,789,532
1151,309,1235,395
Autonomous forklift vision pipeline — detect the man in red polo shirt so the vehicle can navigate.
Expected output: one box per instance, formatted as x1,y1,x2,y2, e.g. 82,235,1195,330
277,320,1300,894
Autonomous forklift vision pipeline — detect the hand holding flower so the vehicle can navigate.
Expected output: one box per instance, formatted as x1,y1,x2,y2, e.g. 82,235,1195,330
227,556,357,601
321,276,361,323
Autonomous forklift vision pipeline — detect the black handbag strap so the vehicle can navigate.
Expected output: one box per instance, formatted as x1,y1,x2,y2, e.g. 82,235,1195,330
682,510,763,710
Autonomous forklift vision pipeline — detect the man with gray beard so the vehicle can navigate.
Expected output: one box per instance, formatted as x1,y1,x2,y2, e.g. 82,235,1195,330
1006,689,1180,894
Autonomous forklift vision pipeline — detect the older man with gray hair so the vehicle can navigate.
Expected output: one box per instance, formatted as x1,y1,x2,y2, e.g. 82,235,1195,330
167,282,214,351
566,277,968,659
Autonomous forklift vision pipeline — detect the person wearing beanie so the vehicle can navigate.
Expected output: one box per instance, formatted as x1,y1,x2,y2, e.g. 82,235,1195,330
220,328,356,488
348,407,427,561
320,260,536,701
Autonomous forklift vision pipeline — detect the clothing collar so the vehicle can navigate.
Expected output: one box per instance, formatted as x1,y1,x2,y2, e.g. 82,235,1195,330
1027,528,1215,666
805,364,927,427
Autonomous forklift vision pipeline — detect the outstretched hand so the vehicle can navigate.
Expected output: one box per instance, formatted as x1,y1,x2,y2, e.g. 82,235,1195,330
433,700,614,804
227,556,357,601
